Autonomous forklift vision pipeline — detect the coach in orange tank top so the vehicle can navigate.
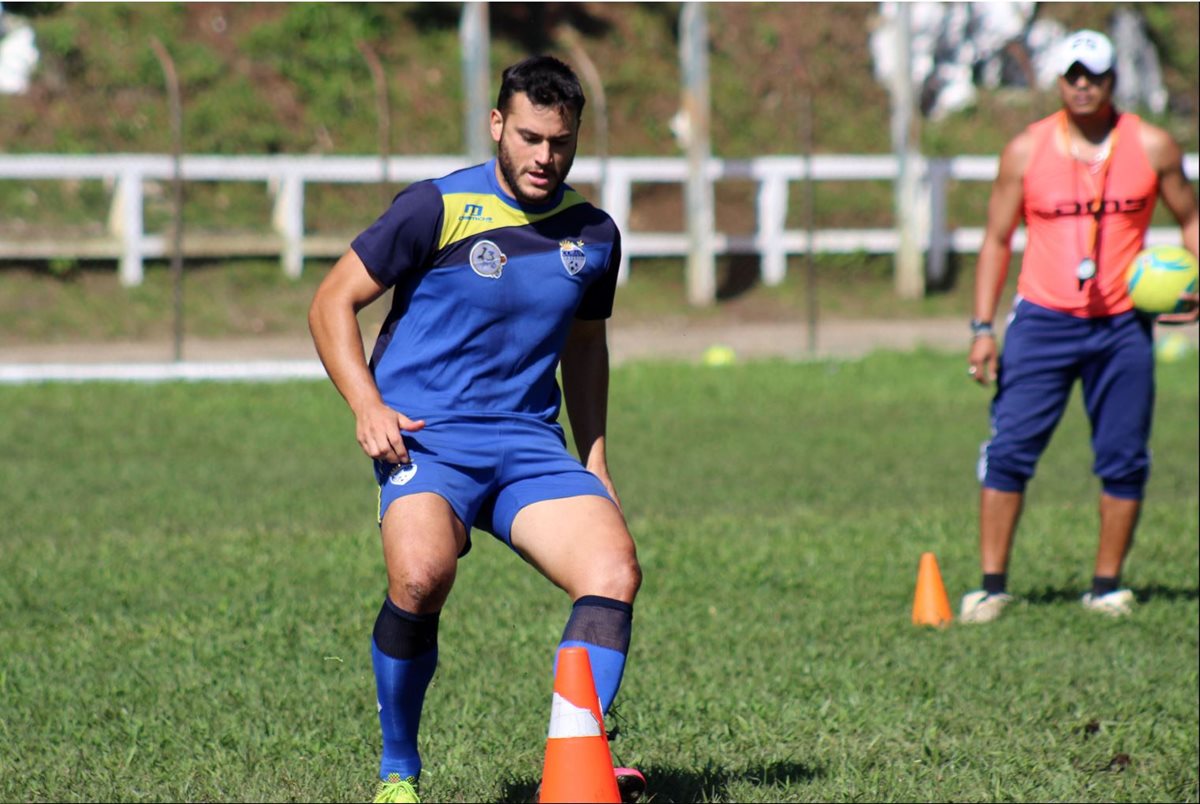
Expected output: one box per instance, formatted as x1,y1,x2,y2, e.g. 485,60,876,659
1020,110,1158,317
958,29,1199,625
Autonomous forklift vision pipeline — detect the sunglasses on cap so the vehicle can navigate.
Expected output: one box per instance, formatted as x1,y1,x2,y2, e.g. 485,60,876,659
1063,63,1113,84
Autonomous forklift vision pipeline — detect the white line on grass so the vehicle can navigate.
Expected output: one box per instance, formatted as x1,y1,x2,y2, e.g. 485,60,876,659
0,360,328,384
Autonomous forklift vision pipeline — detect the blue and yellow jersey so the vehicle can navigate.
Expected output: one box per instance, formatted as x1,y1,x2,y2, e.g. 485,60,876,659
351,159,621,422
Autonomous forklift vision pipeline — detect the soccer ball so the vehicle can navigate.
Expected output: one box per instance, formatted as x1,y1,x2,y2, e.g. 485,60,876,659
1155,332,1194,364
1124,245,1199,314
701,344,736,367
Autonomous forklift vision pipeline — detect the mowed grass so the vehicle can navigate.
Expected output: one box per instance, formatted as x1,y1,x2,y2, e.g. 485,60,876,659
0,350,1196,803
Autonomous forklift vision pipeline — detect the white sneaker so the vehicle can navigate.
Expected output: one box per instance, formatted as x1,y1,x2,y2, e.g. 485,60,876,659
959,590,1014,623
1081,589,1135,617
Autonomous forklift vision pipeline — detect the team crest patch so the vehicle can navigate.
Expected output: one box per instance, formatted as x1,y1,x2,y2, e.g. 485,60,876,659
559,239,587,275
470,239,507,279
388,463,418,486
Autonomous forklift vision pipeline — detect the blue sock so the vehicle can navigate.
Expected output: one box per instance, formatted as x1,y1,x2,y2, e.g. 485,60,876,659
371,598,439,782
557,595,633,715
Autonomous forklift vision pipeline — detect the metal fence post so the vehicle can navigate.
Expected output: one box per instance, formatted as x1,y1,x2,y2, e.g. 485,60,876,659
925,157,951,289
271,172,304,279
890,3,924,300
112,169,145,287
460,2,491,163
602,163,632,284
756,173,787,286
680,2,715,306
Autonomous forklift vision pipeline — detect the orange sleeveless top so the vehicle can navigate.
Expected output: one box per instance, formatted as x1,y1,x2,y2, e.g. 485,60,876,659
1017,111,1158,317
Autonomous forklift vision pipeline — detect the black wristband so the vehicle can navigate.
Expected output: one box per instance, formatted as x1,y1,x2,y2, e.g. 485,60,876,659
970,319,995,339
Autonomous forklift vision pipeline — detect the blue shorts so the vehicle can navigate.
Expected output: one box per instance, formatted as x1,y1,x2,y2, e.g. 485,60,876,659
373,415,612,555
978,298,1155,499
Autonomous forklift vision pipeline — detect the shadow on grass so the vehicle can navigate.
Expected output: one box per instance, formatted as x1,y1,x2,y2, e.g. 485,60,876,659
1131,583,1198,603
1022,584,1199,605
502,759,822,803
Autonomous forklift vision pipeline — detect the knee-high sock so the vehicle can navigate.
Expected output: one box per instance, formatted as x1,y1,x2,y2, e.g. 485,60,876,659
371,597,439,781
557,595,633,715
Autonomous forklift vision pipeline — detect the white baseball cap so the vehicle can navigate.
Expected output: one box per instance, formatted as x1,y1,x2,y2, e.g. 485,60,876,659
1057,29,1115,75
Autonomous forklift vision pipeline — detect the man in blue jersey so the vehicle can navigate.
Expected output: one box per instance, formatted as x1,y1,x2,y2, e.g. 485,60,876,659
309,56,644,803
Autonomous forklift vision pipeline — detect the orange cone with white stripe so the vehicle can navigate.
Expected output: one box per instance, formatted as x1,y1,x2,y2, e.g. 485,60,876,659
912,551,953,627
538,646,620,803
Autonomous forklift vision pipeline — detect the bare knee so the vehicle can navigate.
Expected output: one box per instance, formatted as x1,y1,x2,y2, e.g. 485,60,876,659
387,558,457,613
380,495,465,612
578,551,642,603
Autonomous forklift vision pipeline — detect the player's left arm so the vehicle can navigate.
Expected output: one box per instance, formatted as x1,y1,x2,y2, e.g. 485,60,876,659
561,316,621,508
1144,121,1199,323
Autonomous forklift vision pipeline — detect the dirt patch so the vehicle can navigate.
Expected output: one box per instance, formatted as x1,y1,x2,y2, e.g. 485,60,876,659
0,317,977,367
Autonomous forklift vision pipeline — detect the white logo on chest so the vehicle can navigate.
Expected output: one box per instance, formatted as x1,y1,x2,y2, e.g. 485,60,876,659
559,239,587,275
469,239,507,278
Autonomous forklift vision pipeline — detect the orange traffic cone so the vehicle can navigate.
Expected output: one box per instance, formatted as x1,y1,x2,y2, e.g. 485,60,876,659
912,552,953,627
538,646,621,803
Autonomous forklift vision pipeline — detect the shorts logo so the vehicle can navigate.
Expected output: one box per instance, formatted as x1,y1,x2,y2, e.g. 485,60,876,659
470,239,507,279
559,239,586,275
388,463,418,486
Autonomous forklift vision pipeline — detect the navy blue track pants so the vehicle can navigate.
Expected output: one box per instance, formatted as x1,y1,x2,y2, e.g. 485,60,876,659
979,298,1155,500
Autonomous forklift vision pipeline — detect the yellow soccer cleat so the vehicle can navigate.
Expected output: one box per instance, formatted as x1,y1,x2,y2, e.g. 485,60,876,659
373,773,419,804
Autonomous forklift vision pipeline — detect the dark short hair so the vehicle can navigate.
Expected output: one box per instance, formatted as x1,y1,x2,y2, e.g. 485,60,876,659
496,55,586,120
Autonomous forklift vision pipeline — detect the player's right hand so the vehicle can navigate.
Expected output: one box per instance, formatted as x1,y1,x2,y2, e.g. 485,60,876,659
355,401,425,464
1157,290,1200,325
967,336,998,386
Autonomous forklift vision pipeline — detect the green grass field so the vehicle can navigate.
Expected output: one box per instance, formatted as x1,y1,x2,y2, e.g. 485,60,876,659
1,350,1197,803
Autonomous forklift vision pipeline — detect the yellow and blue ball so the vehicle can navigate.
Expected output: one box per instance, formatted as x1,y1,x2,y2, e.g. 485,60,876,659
1155,332,1195,364
701,344,737,367
1125,245,1199,314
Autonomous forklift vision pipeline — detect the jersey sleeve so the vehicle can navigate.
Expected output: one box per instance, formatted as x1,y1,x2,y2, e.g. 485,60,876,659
575,227,622,320
350,181,444,288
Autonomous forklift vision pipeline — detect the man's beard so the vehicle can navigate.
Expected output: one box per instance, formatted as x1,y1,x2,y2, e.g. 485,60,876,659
496,137,573,206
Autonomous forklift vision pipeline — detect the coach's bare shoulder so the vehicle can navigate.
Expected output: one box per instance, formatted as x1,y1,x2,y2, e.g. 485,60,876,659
1135,117,1186,173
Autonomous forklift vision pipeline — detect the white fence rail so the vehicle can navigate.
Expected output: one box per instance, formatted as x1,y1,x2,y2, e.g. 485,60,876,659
0,153,1195,290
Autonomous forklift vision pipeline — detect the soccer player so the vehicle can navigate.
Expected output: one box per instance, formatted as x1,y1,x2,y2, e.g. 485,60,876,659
309,56,644,802
960,29,1199,623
